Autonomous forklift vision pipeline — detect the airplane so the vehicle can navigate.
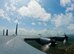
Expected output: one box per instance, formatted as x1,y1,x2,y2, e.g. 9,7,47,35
24,33,68,48
0,23,69,54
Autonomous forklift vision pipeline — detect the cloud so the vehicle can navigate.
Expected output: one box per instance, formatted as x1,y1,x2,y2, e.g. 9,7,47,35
51,13,73,27
3,0,22,23
14,0,21,3
37,22,47,26
67,24,74,30
43,22,47,26
0,9,10,22
17,0,51,21
4,2,16,11
0,9,5,17
17,28,50,37
37,22,42,26
17,28,40,36
66,3,74,12
51,14,62,27
14,19,18,23
60,0,71,7
4,0,21,11
31,22,36,26
60,0,74,12
4,3,10,11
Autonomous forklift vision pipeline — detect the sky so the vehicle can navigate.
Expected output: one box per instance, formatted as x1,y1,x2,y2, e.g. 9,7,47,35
0,0,74,35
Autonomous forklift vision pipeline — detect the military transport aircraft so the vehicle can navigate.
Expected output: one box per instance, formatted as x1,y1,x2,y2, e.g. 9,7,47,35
0,24,68,54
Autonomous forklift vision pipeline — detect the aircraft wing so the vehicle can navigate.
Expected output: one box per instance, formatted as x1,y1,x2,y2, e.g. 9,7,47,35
0,36,46,54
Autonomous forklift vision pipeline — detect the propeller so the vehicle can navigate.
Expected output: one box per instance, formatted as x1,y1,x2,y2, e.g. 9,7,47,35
63,33,68,44
41,43,51,51
41,39,58,51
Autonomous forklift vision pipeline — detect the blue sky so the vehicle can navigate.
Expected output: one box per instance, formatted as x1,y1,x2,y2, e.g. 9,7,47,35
0,0,74,35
